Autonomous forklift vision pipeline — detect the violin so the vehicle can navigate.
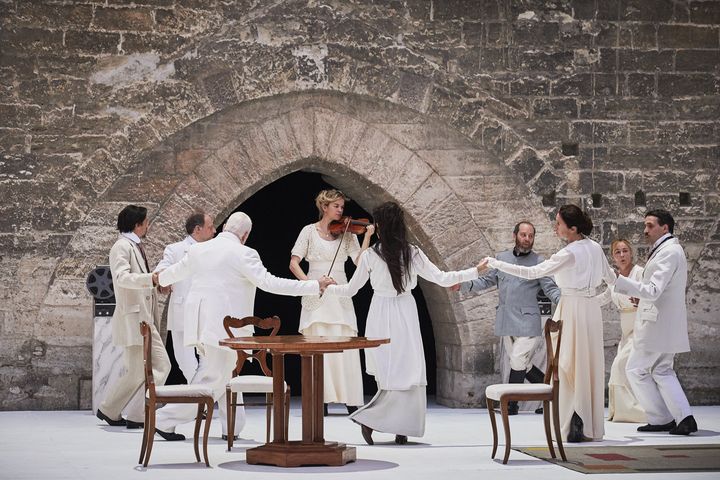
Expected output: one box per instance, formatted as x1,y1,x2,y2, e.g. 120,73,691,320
322,216,374,282
328,216,372,237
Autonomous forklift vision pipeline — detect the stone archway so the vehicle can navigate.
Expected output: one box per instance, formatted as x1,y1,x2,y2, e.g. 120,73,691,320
46,91,558,408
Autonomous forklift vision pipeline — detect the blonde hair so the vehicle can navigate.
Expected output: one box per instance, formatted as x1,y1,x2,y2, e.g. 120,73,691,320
315,189,348,219
610,238,633,259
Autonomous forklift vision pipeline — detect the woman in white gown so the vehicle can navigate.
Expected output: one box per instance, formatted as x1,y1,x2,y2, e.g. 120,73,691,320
290,189,374,414
601,239,646,423
325,202,481,445
480,205,616,442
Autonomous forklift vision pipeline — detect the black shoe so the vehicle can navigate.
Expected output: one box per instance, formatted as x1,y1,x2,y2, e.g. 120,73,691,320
525,366,545,384
567,412,591,442
394,434,408,445
637,420,676,432
97,409,126,427
360,424,374,445
669,416,697,435
323,403,329,417
535,407,544,414
126,420,144,429
155,429,186,441
221,434,239,441
507,402,519,416
347,405,359,415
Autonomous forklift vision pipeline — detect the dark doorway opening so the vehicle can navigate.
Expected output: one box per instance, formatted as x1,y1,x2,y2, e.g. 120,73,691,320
220,170,436,398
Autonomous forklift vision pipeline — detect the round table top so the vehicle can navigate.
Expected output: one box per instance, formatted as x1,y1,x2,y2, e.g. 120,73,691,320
219,335,389,353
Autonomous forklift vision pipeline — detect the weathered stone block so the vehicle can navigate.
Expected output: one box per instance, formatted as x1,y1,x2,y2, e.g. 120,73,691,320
658,73,719,97
658,24,719,48
690,1,720,24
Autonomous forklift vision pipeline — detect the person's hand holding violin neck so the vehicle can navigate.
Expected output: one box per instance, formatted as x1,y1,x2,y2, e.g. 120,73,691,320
328,216,373,237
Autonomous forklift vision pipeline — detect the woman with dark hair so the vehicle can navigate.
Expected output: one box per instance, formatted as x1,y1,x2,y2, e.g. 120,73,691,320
325,201,482,445
478,204,616,442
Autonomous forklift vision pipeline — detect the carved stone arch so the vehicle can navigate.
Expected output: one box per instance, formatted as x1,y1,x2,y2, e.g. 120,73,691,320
46,91,558,407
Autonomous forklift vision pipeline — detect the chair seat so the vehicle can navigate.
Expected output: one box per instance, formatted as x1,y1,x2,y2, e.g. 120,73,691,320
227,375,288,393
485,383,552,400
149,384,214,398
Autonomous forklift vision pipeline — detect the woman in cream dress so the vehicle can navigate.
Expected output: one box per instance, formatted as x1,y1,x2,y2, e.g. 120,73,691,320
326,202,481,445
480,205,616,442
290,189,374,414
602,239,646,423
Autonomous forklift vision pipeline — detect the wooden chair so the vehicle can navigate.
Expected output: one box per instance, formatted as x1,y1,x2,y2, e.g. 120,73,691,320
139,321,214,467
485,319,566,465
224,315,291,451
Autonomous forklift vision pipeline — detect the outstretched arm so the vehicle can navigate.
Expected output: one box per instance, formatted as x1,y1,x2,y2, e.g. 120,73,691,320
326,250,371,297
487,249,574,280
459,268,498,294
243,249,319,296
414,248,479,287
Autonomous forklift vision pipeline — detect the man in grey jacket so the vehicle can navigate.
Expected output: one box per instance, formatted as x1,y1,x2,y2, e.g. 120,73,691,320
453,221,560,415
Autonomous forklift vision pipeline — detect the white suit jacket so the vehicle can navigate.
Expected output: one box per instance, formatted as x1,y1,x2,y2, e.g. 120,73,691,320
154,236,196,332
109,236,159,347
158,232,320,348
614,237,690,354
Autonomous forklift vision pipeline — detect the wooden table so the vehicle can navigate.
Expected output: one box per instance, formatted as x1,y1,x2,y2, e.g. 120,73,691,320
219,335,389,467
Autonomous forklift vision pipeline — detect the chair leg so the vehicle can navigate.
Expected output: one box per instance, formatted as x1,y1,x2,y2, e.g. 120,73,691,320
552,399,567,461
193,403,202,462
226,388,234,451
284,389,290,441
500,399,512,464
143,407,156,467
266,393,272,443
487,398,498,459
542,400,556,459
139,403,149,464
203,400,213,467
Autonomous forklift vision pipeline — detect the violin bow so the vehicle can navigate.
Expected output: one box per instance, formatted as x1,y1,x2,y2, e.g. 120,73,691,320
326,218,353,278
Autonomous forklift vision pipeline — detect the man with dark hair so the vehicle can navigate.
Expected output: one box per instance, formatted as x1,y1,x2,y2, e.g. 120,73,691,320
615,209,697,435
452,221,560,415
97,205,171,429
155,212,215,384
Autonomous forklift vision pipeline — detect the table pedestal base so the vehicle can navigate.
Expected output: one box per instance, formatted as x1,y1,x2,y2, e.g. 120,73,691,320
246,441,356,467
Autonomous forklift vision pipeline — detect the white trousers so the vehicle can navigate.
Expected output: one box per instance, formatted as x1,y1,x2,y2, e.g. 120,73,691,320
170,329,198,384
626,348,692,425
155,344,244,436
503,336,541,372
100,324,170,423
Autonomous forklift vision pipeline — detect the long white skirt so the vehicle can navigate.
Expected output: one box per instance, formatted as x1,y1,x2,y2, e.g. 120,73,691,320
301,322,364,406
608,311,646,423
350,385,426,437
554,294,605,440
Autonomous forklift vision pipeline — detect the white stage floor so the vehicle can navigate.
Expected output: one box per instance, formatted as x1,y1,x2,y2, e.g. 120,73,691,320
1,400,719,479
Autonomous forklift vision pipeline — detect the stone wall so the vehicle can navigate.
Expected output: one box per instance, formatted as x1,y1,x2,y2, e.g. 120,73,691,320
0,0,718,409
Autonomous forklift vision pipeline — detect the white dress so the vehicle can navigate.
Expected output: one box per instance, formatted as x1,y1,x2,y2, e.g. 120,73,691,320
326,246,478,437
291,224,364,406
605,264,647,423
488,238,616,441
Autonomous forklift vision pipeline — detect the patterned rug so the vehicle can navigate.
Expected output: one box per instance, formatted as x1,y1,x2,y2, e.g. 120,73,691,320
514,444,720,473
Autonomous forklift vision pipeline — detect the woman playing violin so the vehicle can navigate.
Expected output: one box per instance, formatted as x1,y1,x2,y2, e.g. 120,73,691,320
289,189,375,415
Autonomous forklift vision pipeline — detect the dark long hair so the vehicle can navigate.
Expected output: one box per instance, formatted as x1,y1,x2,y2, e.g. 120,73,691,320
372,202,412,295
558,204,593,236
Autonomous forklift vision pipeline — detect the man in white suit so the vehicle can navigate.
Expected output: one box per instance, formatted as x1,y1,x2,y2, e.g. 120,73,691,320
614,209,697,435
153,212,335,441
154,211,216,383
97,205,171,429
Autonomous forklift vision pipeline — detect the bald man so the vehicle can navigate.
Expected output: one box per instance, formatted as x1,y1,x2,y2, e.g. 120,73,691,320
153,212,335,441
